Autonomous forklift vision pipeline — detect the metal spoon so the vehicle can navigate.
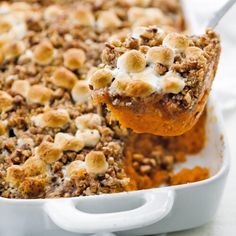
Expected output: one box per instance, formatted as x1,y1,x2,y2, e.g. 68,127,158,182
207,0,236,29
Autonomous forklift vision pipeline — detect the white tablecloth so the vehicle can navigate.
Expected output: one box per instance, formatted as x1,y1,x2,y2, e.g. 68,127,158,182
168,1,236,235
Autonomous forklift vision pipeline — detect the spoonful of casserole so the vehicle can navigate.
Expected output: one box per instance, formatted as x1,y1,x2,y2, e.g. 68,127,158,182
89,26,221,136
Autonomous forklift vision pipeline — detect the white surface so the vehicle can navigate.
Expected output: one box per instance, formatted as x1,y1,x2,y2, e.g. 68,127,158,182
168,1,236,235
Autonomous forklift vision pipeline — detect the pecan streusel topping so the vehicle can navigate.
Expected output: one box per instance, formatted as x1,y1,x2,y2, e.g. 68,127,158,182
0,1,208,199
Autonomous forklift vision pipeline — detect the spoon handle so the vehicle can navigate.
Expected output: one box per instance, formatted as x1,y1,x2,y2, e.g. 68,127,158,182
207,0,236,29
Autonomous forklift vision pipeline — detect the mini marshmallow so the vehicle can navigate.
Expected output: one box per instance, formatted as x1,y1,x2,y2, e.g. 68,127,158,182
109,73,131,96
163,33,189,52
128,7,145,23
71,80,91,104
42,109,70,128
0,91,13,112
36,142,62,164
146,46,174,66
185,46,204,58
54,133,84,152
97,11,121,30
52,67,78,89
89,68,113,89
161,71,185,94
32,109,70,128
11,80,30,97
33,40,55,65
72,6,95,27
24,156,48,176
63,48,86,70
85,151,108,175
75,113,102,130
6,165,25,186
0,17,13,33
27,85,53,105
3,41,25,60
117,50,146,73
66,160,87,178
128,7,163,25
126,79,155,97
44,5,63,23
76,129,100,147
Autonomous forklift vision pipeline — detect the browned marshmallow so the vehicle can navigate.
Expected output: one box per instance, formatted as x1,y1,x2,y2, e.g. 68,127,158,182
85,151,108,175
36,142,62,164
52,67,78,89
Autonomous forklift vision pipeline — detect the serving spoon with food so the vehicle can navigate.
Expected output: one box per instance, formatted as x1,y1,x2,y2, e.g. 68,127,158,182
89,0,235,136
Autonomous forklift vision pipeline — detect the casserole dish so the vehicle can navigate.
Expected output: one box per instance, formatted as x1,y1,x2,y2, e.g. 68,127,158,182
0,1,229,236
0,96,230,236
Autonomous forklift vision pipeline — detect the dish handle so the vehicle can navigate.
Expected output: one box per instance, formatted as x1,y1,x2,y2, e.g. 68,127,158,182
44,189,175,234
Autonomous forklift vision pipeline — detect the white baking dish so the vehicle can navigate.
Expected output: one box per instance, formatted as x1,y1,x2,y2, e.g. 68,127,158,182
0,96,230,236
0,2,229,236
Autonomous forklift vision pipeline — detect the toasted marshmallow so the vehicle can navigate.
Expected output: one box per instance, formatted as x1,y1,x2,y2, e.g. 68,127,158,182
3,41,25,60
128,7,163,24
0,91,13,112
72,7,95,27
185,46,204,58
27,85,53,105
0,121,6,136
163,33,189,52
125,0,151,7
71,80,90,104
63,48,86,70
133,8,164,27
32,109,70,128
52,67,78,89
42,109,70,128
11,80,30,97
36,142,62,164
33,40,55,65
109,73,130,96
97,11,121,30
146,46,174,66
44,5,63,23
76,129,100,147
0,17,13,33
126,79,155,97
161,71,185,94
67,160,87,178
23,157,48,177
128,7,145,23
85,151,108,175
117,50,146,73
54,133,84,152
75,113,102,130
89,68,113,89
6,165,25,186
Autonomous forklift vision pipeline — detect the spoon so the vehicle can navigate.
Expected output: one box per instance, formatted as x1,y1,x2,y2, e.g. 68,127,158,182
207,0,236,29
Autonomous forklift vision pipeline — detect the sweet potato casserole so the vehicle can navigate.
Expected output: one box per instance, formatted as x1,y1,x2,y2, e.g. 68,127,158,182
0,0,215,199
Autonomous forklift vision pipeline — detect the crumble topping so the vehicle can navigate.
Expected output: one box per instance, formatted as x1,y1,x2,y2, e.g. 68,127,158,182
91,26,220,110
0,0,209,199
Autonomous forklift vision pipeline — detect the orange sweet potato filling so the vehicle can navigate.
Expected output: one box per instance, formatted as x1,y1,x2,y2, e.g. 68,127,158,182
124,110,209,190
